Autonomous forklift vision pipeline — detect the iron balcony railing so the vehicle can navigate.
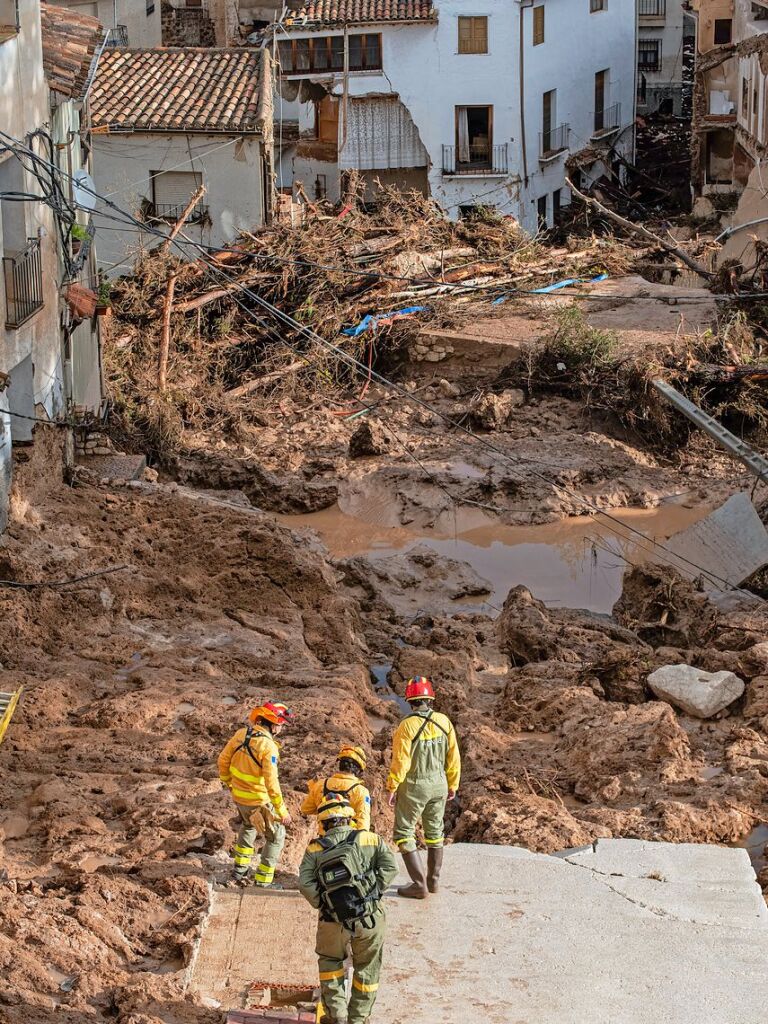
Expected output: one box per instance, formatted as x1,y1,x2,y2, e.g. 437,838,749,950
639,0,666,15
442,142,509,175
105,24,129,46
539,122,570,158
146,200,209,224
3,238,43,329
592,102,621,135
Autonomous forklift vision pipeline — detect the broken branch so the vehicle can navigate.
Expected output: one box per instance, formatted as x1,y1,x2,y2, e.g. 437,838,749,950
160,185,207,255
565,177,714,279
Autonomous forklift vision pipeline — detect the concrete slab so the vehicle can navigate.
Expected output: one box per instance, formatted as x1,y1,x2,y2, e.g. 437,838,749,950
75,452,146,480
375,841,768,1024
189,890,318,1008
190,841,768,1022
663,492,768,588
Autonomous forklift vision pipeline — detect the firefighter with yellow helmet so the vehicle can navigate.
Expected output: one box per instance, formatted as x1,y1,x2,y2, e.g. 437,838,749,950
299,792,397,1024
387,676,461,899
302,745,371,832
218,700,294,886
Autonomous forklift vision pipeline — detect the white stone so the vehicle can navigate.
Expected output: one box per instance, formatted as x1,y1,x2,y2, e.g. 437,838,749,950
647,663,745,718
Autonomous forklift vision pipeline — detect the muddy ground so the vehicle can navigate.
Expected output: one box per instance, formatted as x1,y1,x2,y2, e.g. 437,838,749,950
2,299,768,1021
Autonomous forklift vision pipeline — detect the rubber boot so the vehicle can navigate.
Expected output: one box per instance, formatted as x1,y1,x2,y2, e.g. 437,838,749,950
397,850,428,899
427,847,444,894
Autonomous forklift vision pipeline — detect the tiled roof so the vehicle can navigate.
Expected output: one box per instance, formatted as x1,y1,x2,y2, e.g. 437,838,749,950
41,2,103,99
283,0,437,28
90,49,264,133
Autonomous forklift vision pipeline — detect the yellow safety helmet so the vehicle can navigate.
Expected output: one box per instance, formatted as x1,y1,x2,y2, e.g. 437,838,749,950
317,792,356,826
337,745,367,772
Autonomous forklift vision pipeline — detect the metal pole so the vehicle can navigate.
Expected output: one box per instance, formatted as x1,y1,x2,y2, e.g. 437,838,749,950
653,378,768,484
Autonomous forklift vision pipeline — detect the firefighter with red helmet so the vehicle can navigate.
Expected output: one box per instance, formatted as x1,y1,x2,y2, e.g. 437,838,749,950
218,700,294,886
386,677,461,899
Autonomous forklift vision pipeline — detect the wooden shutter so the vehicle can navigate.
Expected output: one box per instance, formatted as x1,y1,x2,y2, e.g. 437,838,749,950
316,96,339,143
152,171,202,210
459,16,487,54
533,5,544,45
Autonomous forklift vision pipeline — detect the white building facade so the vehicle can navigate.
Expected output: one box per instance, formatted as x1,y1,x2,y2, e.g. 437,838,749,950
636,0,696,116
274,0,637,231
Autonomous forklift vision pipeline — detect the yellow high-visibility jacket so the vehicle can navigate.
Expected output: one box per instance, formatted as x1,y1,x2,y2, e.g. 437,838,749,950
386,709,461,792
218,724,288,819
301,771,372,831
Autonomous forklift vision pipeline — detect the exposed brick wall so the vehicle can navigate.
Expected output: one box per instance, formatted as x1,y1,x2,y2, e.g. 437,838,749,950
161,2,216,46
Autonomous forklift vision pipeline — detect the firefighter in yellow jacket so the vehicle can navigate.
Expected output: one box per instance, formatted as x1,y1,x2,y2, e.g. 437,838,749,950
218,701,294,886
301,745,371,833
386,676,460,899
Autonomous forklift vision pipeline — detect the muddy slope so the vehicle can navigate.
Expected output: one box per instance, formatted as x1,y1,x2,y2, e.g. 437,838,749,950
2,450,768,1021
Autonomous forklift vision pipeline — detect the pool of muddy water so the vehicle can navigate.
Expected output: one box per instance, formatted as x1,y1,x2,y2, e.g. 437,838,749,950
280,500,710,615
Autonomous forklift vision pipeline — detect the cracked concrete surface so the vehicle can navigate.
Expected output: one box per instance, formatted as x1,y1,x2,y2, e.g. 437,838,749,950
375,840,768,1023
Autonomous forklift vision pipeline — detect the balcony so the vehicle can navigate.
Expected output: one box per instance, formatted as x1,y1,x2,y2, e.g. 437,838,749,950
639,0,666,16
145,199,209,224
105,24,129,46
539,123,570,161
3,238,43,328
442,143,509,176
591,102,621,140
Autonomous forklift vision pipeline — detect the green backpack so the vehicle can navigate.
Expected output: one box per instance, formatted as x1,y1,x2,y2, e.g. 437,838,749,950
315,832,379,928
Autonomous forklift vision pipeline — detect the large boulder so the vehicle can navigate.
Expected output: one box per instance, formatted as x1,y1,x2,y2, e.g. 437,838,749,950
469,389,524,429
647,664,745,719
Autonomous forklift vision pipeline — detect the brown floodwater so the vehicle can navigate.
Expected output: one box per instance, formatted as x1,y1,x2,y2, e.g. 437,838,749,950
278,501,710,615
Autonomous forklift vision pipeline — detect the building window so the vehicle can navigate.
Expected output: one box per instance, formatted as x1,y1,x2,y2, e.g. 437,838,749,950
533,5,544,45
150,170,206,222
714,18,732,44
278,34,382,74
0,0,19,31
590,0,606,10
146,0,154,13
458,16,488,54
742,77,749,118
594,68,608,129
541,89,556,152
456,105,492,166
638,39,661,71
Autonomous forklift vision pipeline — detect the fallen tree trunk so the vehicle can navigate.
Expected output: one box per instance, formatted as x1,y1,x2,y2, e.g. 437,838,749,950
566,178,715,279
158,272,178,393
160,185,207,255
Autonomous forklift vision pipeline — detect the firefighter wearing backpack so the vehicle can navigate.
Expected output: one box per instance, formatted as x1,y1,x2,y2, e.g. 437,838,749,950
218,701,294,886
299,793,397,1024
301,745,371,832
386,676,460,899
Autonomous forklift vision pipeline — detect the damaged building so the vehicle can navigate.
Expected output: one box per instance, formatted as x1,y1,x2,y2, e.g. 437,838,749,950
637,0,696,116
271,0,637,229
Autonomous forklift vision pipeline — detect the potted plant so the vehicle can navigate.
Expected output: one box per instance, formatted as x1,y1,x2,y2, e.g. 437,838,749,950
95,279,111,318
71,223,88,255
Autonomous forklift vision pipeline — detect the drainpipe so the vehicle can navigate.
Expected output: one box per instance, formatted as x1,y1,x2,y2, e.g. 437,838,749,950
518,1,529,186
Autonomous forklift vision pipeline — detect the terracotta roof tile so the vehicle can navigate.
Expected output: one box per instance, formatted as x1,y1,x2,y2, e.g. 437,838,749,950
41,2,103,98
284,0,436,27
90,48,264,133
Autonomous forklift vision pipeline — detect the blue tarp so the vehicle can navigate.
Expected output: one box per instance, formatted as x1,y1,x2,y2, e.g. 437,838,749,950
342,305,428,337
492,273,609,305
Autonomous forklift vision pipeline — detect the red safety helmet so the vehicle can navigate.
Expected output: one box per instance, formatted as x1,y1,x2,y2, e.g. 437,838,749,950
405,676,435,702
249,701,294,726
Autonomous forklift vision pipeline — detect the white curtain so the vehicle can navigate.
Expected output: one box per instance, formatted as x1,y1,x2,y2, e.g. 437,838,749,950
457,107,470,164
339,98,429,170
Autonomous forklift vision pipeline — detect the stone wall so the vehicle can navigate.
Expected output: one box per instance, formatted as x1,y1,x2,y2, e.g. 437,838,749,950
161,2,216,46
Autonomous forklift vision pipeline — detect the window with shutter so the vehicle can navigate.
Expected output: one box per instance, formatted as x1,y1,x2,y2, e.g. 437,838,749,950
151,170,204,221
533,5,544,45
458,16,488,54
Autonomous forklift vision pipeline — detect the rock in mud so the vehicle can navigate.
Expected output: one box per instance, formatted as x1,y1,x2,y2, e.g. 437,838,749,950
469,389,524,429
348,420,391,458
647,664,746,718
